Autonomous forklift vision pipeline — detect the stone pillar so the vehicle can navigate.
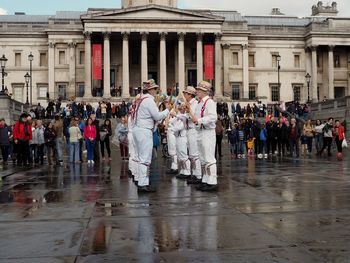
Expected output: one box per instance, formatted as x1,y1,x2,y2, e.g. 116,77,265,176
122,32,130,98
48,42,55,100
242,44,249,99
222,43,230,97
215,33,223,96
68,42,76,99
328,45,335,100
84,32,92,98
305,48,312,102
103,32,111,98
196,33,203,83
311,45,318,102
178,32,185,91
141,32,148,83
159,32,167,93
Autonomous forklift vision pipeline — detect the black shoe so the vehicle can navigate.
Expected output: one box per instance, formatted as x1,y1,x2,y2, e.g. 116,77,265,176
196,183,207,190
137,185,156,193
187,176,202,185
200,184,218,192
166,169,178,175
176,174,190,180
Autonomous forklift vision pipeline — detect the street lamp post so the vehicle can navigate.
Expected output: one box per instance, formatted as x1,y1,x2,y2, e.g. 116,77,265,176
24,72,30,105
0,54,8,94
305,73,311,104
28,52,34,105
277,55,281,90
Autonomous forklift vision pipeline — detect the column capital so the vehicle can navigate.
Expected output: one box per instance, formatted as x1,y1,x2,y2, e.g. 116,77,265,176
328,45,335,51
103,31,111,40
83,31,91,40
242,44,249,50
68,42,77,48
215,32,222,41
159,32,168,41
196,32,203,41
122,31,130,40
49,42,56,48
310,45,318,52
222,43,231,49
141,31,149,41
178,32,186,41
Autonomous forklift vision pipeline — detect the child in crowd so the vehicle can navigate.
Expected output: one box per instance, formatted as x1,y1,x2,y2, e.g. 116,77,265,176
227,123,239,159
237,124,245,159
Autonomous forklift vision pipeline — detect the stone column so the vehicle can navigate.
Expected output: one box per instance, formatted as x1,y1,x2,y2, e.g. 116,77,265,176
141,32,148,83
328,45,335,100
48,42,55,100
68,42,76,99
305,48,312,102
103,32,111,98
159,32,167,93
84,32,92,98
242,44,249,99
178,32,185,91
222,43,230,97
215,33,223,96
311,45,318,102
196,33,203,83
122,32,130,98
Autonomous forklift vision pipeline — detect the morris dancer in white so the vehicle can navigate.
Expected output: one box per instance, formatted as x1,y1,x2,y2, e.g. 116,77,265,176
182,86,202,184
188,81,218,192
166,109,178,175
173,104,191,180
133,79,172,193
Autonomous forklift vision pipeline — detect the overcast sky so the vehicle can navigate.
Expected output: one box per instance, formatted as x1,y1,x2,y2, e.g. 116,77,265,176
0,0,349,17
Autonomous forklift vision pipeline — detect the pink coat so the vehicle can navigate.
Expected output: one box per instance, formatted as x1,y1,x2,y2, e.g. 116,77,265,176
84,125,96,140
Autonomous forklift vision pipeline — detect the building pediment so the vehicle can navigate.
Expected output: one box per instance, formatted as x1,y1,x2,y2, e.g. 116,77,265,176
81,5,224,23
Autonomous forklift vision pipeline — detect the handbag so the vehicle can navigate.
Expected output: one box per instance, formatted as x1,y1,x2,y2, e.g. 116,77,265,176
100,131,107,141
77,128,82,140
342,139,348,148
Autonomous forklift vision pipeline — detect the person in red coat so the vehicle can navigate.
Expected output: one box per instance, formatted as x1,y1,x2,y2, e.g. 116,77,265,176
13,113,32,166
334,120,345,158
84,117,97,164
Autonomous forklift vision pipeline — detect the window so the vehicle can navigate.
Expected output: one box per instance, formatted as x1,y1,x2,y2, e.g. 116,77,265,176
272,54,278,68
79,51,85,65
249,85,256,100
57,83,67,100
15,53,21,67
232,84,240,100
249,54,255,67
271,85,280,102
77,83,85,97
59,51,66,65
13,85,24,102
37,85,48,99
39,52,47,67
293,85,301,102
232,52,239,66
294,55,300,68
334,54,340,68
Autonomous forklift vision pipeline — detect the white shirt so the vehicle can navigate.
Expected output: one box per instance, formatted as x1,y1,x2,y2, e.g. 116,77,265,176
194,95,217,130
134,93,169,130
186,98,198,129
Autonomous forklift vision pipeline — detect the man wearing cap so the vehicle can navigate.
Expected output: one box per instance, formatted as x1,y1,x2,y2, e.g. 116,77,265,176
183,86,202,184
133,79,172,192
188,81,218,191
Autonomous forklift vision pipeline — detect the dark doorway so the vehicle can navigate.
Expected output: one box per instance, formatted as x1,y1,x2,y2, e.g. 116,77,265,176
335,87,345,98
148,72,158,83
188,69,197,87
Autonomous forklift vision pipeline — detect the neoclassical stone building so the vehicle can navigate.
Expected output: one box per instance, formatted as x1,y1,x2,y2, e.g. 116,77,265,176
0,0,350,105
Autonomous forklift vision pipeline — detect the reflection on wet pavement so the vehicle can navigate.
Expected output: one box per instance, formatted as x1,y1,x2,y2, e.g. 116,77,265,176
1,148,350,262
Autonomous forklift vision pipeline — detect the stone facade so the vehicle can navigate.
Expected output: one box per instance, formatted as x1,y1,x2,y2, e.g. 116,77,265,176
0,1,350,105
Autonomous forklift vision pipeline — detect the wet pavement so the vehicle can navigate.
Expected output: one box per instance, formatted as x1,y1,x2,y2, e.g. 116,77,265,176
0,147,350,262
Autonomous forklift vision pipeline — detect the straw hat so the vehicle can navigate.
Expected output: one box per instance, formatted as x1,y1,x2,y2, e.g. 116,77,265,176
196,81,212,92
183,86,196,96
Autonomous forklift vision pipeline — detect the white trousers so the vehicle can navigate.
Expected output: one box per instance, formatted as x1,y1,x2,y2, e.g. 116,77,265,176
133,126,153,187
187,128,202,179
167,130,178,170
176,135,191,176
128,131,137,177
197,129,217,185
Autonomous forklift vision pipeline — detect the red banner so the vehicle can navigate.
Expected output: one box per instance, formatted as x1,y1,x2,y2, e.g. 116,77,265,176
204,44,214,80
92,44,102,80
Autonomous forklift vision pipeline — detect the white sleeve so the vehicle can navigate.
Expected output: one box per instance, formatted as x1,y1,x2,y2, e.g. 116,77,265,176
172,120,185,132
147,99,169,121
197,100,217,126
